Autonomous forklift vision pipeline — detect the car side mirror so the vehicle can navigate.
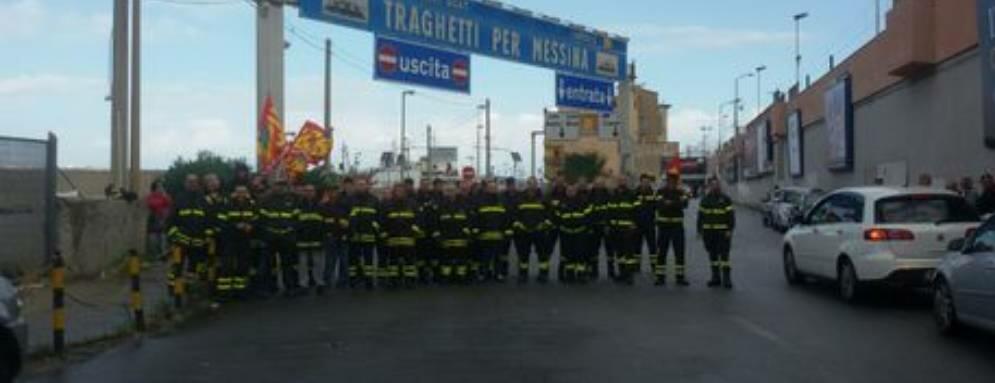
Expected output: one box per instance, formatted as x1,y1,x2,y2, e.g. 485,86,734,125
947,238,966,253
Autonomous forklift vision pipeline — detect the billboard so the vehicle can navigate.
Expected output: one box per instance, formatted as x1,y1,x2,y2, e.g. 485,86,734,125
979,0,995,148
755,119,771,175
374,36,471,93
787,110,804,178
300,0,628,81
555,73,615,112
824,76,854,171
743,123,757,178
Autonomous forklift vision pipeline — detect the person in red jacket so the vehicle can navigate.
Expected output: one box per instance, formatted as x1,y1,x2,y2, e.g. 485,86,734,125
146,180,172,261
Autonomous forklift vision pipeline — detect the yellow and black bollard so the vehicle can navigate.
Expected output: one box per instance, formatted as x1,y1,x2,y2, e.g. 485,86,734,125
128,249,145,331
170,245,185,309
51,252,66,355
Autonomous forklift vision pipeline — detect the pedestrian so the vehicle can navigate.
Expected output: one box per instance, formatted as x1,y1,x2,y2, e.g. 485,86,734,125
555,182,592,284
166,174,208,291
434,182,473,284
655,170,690,286
344,178,380,289
145,180,172,261
547,178,566,280
258,179,300,296
512,177,554,283
217,184,256,301
698,177,736,289
380,183,421,288
977,174,995,216
635,174,658,277
607,176,640,285
472,180,512,282
415,179,440,283
321,182,349,289
587,177,613,281
202,173,228,288
296,183,327,295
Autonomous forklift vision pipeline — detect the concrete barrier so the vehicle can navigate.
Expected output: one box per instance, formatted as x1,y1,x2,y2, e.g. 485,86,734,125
57,198,147,277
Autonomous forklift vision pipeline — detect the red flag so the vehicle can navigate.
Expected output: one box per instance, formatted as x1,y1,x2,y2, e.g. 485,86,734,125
257,96,286,173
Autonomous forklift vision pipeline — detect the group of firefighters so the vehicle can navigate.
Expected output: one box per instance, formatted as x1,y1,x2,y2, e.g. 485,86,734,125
165,169,736,302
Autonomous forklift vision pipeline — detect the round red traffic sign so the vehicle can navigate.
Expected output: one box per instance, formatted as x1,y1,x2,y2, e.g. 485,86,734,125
452,59,469,85
377,44,398,73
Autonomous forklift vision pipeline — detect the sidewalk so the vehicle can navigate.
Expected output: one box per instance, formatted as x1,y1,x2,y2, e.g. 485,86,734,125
20,262,171,354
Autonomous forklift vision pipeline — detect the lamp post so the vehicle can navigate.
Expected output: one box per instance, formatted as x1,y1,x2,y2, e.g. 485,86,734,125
755,65,767,116
400,89,415,178
478,99,492,177
794,12,809,88
700,126,713,157
733,72,754,138
531,130,544,178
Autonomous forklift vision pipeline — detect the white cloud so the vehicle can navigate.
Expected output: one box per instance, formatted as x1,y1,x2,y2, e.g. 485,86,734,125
667,107,717,153
615,24,797,54
0,0,44,39
0,74,104,96
0,0,110,41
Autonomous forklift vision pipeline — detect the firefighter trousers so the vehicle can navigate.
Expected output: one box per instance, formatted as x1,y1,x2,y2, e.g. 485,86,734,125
703,230,732,283
656,226,686,282
440,241,471,283
266,235,298,292
636,221,657,267
383,244,417,287
611,227,639,283
560,231,588,283
217,234,251,299
349,242,376,288
297,246,327,289
477,240,504,282
514,231,552,280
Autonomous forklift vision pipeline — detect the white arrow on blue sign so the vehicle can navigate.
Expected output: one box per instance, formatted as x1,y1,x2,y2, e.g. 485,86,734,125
555,73,615,112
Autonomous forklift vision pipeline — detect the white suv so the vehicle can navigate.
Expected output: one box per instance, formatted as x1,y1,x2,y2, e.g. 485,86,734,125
782,187,980,302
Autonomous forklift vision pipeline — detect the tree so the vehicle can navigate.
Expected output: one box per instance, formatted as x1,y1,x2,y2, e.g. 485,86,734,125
161,151,247,196
562,152,606,183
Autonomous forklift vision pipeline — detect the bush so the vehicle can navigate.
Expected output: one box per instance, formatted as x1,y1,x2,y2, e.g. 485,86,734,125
562,153,606,183
161,151,247,196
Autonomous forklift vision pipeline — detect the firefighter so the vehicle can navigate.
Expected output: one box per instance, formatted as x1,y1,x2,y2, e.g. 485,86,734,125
415,179,439,283
471,180,512,282
166,174,208,291
380,183,421,288
322,183,350,289
344,178,380,289
258,179,300,296
635,174,658,277
512,177,554,283
607,176,640,284
216,184,256,300
202,173,228,285
500,178,518,281
655,170,690,286
296,183,327,295
556,183,592,284
434,182,473,284
698,177,736,289
587,177,613,281
547,178,567,280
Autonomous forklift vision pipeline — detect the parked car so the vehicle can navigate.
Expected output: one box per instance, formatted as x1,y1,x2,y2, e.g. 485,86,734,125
0,276,25,382
782,187,980,302
763,187,824,232
932,214,995,334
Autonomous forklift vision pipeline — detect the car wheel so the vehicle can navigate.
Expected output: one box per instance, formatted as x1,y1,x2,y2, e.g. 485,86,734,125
783,248,804,285
837,258,861,303
933,279,960,335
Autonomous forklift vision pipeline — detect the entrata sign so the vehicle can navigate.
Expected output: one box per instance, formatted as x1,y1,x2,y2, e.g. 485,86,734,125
555,73,614,112
375,36,471,93
300,0,628,81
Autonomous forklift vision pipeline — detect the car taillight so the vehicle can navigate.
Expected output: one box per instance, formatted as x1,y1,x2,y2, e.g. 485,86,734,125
864,228,916,241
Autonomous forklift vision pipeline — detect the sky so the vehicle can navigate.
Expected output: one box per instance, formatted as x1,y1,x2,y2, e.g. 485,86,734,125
0,0,892,174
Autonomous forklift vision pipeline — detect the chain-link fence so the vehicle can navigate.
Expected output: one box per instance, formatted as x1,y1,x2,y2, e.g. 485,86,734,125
0,134,56,274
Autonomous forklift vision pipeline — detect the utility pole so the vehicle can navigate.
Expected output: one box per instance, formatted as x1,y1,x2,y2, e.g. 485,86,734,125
794,12,809,88
324,38,332,166
530,130,544,178
475,124,482,173
479,99,492,178
129,0,141,193
755,65,767,117
875,0,881,35
700,126,712,157
111,0,129,189
400,90,415,178
256,0,285,171
426,124,433,172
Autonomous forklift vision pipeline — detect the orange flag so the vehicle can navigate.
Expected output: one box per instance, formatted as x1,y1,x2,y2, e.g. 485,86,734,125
257,96,286,173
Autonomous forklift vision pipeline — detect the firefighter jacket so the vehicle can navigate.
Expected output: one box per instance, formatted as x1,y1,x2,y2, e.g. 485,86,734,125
258,192,300,238
167,191,208,247
606,187,639,232
472,193,511,242
321,195,349,242
588,187,611,230
512,189,553,234
416,191,439,241
380,197,421,247
218,197,256,240
555,197,592,235
698,192,736,232
434,196,473,249
655,186,689,228
203,192,228,237
635,186,658,226
297,198,326,249
345,192,381,244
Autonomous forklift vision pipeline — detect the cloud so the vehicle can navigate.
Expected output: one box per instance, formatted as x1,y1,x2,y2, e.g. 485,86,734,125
0,0,110,41
0,74,104,96
667,107,717,153
615,24,797,54
0,0,44,39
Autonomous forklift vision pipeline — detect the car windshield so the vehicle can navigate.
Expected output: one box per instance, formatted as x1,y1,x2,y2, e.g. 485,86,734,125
875,195,979,224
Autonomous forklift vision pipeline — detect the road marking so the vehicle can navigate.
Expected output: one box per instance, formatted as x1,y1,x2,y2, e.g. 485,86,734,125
731,315,789,349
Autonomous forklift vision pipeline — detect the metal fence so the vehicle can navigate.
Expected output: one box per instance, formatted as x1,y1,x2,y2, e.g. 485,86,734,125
0,134,56,273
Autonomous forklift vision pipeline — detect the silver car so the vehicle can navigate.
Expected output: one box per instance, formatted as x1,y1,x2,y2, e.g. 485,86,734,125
0,276,25,381
933,215,995,334
763,187,823,232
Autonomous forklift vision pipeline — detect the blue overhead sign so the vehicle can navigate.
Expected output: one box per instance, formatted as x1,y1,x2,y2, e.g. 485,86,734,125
979,0,995,148
374,36,471,93
555,73,614,112
299,0,628,81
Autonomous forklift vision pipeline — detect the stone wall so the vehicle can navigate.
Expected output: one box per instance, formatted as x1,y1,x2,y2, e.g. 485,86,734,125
57,198,148,277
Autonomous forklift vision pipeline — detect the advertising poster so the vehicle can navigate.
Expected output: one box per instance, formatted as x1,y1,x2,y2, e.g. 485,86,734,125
787,110,804,177
824,77,854,171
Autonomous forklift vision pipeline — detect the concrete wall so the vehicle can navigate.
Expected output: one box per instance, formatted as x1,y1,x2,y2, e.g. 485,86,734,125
58,169,165,197
57,198,147,277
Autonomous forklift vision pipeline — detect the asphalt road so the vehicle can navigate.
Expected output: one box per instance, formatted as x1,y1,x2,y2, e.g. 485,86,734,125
23,206,995,383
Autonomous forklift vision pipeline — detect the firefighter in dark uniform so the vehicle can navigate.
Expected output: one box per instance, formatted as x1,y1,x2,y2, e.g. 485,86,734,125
547,179,567,280
415,180,440,283
434,182,473,284
202,173,228,285
167,174,208,291
587,178,613,280
635,174,658,277
556,183,593,284
655,170,690,286
296,184,327,295
258,179,300,296
698,177,736,289
512,177,554,283
500,178,519,281
380,183,422,288
472,180,512,282
607,177,640,284
344,178,380,289
216,184,256,299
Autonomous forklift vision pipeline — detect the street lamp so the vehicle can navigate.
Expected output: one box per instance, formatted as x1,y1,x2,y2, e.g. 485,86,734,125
755,65,767,116
734,72,754,137
794,12,809,88
400,89,415,178
700,126,713,157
